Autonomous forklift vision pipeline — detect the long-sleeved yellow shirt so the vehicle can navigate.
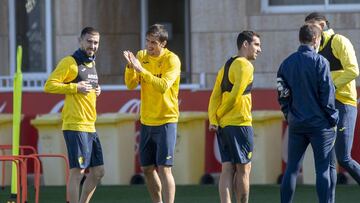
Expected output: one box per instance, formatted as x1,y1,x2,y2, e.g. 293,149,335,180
320,29,359,107
124,48,181,126
208,57,254,128
44,56,97,132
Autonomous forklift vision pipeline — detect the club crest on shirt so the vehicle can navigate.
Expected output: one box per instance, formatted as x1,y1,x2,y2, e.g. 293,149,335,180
78,156,84,165
247,152,252,159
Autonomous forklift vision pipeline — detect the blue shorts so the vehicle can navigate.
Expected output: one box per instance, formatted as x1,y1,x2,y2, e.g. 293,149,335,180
139,123,177,167
217,126,254,164
63,130,104,169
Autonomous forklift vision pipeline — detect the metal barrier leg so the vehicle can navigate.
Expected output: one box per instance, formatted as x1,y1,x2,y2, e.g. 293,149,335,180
0,156,25,203
0,145,39,203
17,155,41,203
0,145,70,203
0,145,38,191
35,154,70,203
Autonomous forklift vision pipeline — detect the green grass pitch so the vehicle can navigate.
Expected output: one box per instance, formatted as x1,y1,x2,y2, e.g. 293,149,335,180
0,185,359,203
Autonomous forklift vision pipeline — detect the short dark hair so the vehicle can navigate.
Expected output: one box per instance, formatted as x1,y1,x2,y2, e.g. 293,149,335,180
146,24,168,42
80,27,99,38
236,31,260,50
299,24,321,44
305,12,330,28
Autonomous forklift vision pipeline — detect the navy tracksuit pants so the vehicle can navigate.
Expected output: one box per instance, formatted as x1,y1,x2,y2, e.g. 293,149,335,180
329,101,360,202
281,128,336,203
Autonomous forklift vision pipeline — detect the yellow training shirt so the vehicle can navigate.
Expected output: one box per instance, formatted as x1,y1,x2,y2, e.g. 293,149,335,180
44,56,97,132
320,29,359,107
124,48,181,126
208,57,254,128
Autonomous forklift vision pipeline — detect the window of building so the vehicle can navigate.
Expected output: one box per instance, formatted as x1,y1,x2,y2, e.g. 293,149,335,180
16,0,47,73
269,0,323,6
262,0,360,13
330,0,360,3
142,0,191,83
16,0,52,75
3,0,53,91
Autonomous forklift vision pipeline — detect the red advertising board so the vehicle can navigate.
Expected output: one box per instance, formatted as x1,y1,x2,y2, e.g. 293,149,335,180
2,88,360,181
0,89,278,175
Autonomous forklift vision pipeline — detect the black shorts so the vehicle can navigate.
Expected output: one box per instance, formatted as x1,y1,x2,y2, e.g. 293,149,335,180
63,130,104,169
217,126,254,164
139,123,177,167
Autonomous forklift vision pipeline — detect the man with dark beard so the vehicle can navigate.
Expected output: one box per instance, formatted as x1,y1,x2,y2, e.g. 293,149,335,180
44,27,104,203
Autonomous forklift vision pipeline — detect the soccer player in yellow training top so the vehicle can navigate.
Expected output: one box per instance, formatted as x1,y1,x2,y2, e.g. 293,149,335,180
44,27,104,203
208,31,261,203
306,12,360,203
123,24,181,203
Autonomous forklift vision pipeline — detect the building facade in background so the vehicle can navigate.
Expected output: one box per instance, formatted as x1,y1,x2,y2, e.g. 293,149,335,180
1,0,360,90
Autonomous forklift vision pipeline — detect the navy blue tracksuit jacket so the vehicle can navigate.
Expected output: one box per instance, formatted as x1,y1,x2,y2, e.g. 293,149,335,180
277,45,338,131
278,44,339,203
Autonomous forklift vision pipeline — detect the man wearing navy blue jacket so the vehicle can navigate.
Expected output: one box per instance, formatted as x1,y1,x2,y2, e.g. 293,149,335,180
277,24,338,203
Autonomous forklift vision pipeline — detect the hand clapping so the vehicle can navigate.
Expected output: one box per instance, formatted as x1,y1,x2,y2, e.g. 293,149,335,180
123,50,143,73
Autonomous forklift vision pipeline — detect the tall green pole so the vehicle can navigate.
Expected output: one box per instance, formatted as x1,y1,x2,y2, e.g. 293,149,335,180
11,45,23,196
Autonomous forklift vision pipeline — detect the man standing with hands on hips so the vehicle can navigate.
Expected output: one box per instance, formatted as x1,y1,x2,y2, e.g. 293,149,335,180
123,24,181,203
